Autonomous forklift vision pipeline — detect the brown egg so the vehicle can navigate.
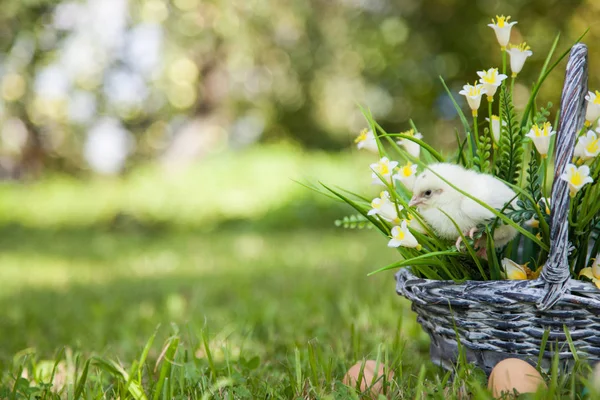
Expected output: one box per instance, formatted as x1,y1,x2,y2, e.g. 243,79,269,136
343,360,394,398
488,358,546,398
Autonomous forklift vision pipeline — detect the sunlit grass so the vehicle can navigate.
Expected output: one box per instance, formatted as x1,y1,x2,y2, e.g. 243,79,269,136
0,145,598,398
0,144,374,229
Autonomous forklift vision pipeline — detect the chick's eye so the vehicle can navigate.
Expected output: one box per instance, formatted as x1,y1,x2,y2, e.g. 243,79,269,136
424,190,432,197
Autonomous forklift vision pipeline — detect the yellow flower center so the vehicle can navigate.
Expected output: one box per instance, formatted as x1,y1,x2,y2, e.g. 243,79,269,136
482,69,499,84
400,162,413,177
394,229,405,240
354,128,368,143
586,138,599,154
493,15,511,28
570,171,583,186
594,90,600,105
491,115,500,121
532,122,551,137
378,162,390,175
400,129,415,137
508,266,527,280
467,82,483,96
510,42,531,52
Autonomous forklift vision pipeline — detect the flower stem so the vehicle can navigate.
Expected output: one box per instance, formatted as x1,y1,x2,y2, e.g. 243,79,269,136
502,49,507,76
488,100,494,166
511,76,516,96
541,155,548,197
473,113,480,153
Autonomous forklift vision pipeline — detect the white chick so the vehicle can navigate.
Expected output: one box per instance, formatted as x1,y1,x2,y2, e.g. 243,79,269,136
409,163,518,250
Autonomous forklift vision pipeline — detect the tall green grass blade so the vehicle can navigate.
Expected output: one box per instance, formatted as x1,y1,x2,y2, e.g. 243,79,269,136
320,183,389,236
382,133,445,162
439,76,475,160
73,358,91,400
486,227,502,280
201,329,218,378
563,325,580,363
358,105,387,157
294,348,302,396
153,337,180,400
93,357,147,400
439,209,488,280
367,250,462,275
520,29,590,129
137,329,157,383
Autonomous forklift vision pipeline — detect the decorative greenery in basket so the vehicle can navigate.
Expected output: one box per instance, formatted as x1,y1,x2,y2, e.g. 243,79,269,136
310,15,600,373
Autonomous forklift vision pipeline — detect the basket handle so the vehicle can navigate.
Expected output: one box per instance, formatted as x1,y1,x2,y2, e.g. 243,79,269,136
538,43,588,310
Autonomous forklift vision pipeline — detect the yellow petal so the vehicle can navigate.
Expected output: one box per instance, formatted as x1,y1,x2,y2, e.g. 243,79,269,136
580,267,600,288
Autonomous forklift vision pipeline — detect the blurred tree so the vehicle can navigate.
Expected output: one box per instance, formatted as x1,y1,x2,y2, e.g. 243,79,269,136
0,0,591,177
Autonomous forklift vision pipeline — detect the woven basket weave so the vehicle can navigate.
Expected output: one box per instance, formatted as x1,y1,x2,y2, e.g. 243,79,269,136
395,44,600,375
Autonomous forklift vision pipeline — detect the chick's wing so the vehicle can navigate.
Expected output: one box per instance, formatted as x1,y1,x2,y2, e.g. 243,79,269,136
457,174,499,225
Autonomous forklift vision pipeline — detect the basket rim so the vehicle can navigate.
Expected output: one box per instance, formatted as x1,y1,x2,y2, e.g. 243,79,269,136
395,267,600,309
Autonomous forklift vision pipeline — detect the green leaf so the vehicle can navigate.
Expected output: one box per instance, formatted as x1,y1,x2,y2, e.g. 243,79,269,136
321,183,389,236
367,250,462,275
439,209,488,280
485,226,501,280
383,133,445,162
439,76,475,163
73,359,91,400
496,86,525,185
153,336,179,400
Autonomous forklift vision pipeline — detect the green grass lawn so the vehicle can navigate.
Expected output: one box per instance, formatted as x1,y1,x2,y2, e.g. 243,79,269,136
0,145,596,399
0,226,436,398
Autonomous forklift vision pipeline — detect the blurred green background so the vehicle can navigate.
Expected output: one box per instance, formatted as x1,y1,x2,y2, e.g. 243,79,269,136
0,0,599,391
0,0,598,179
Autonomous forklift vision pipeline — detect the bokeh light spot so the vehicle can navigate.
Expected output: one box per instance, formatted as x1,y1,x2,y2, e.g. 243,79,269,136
167,83,197,109
168,58,199,85
1,73,26,102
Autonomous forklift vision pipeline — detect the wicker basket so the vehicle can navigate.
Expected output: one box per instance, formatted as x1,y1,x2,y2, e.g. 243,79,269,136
395,43,600,375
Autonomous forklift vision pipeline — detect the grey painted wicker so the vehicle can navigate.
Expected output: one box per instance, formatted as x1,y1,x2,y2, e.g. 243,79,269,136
395,44,600,375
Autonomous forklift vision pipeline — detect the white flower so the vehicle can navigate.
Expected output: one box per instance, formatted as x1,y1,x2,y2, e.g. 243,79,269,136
477,68,507,100
525,122,555,158
540,197,551,216
387,220,420,249
560,163,594,197
507,43,533,77
502,258,528,280
367,191,402,224
354,128,378,152
524,217,540,229
370,157,398,186
485,115,506,143
502,258,537,280
459,83,487,116
395,129,423,158
393,161,418,190
488,15,517,49
574,130,600,160
579,255,600,289
584,91,600,126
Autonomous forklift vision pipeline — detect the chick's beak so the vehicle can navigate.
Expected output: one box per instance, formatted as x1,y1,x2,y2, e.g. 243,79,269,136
409,195,421,207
